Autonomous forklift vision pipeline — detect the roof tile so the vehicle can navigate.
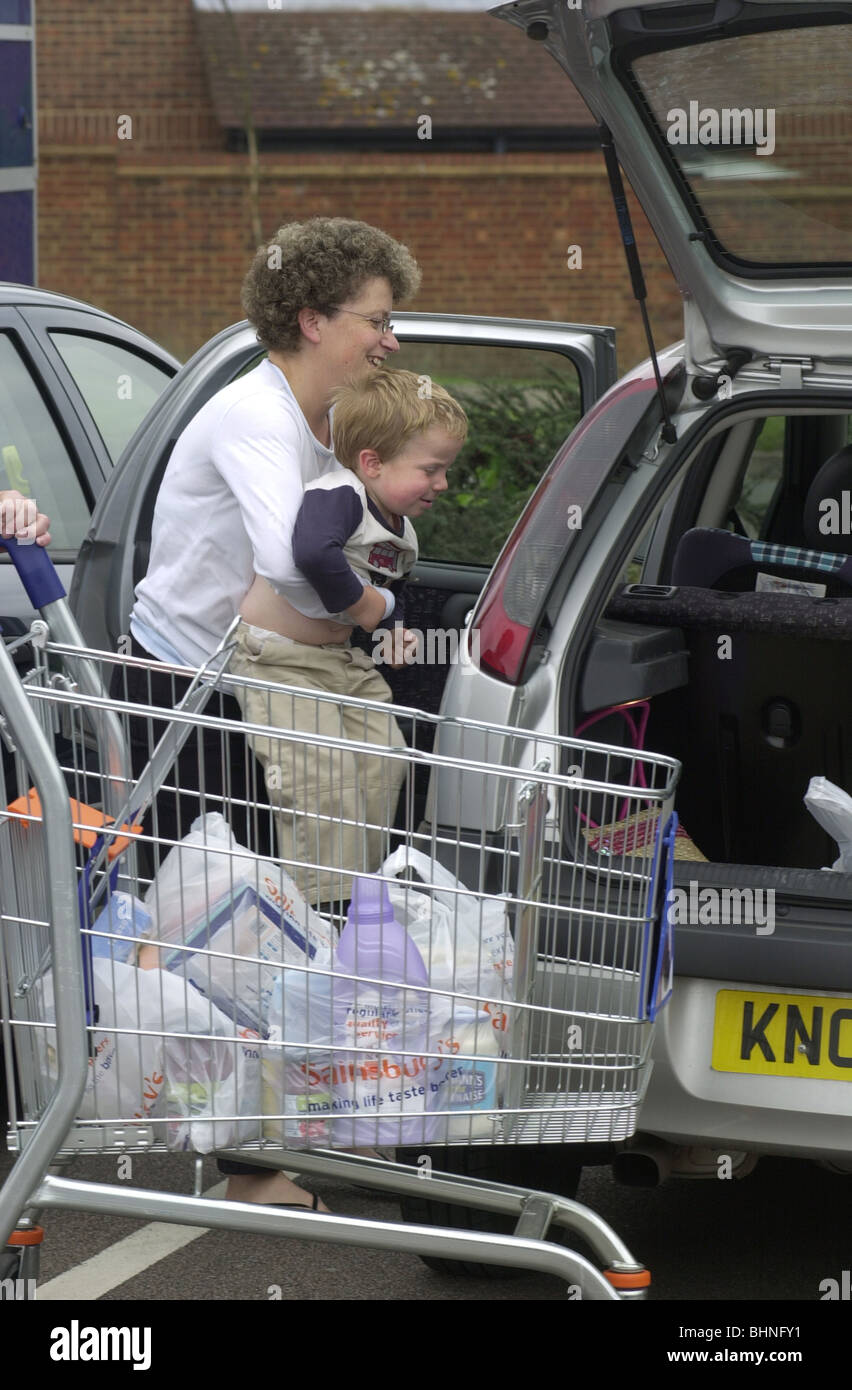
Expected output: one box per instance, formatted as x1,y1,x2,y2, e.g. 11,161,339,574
194,11,594,131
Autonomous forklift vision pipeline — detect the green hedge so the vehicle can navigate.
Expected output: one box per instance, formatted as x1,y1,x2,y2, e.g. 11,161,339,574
415,371,582,564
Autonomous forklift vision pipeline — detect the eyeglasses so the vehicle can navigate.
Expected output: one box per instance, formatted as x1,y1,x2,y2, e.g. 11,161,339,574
333,309,395,335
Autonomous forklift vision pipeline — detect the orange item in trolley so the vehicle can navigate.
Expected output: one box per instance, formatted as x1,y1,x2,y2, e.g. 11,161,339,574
5,789,142,862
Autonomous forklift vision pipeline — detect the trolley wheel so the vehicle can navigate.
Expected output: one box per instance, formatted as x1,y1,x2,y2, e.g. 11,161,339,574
396,1144,583,1278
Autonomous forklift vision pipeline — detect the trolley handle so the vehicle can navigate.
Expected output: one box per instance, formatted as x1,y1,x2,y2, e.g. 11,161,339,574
0,533,133,824
0,535,66,610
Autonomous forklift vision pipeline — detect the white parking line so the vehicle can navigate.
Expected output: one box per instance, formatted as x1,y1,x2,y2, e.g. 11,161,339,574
37,1181,228,1300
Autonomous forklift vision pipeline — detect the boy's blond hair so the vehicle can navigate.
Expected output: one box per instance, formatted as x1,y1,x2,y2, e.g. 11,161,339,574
332,369,467,470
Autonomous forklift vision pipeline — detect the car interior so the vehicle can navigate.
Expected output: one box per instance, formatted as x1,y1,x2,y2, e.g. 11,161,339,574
584,408,852,876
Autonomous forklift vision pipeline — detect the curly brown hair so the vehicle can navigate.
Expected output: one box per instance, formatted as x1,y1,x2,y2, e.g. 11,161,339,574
241,218,421,352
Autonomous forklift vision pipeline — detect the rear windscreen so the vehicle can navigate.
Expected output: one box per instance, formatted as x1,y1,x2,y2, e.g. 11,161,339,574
629,20,852,269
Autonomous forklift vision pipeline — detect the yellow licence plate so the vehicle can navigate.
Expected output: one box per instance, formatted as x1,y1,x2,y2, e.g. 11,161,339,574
713,989,852,1080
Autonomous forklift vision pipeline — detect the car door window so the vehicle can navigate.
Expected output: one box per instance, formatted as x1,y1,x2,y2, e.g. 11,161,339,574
731,417,784,538
0,333,91,549
394,343,582,564
49,332,173,463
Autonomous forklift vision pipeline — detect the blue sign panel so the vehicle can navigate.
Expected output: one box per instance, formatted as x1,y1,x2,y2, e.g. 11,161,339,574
0,40,33,167
0,2,32,22
0,22,34,283
0,188,34,282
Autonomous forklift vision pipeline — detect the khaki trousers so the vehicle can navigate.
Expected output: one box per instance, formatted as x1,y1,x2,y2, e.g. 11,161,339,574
227,622,407,905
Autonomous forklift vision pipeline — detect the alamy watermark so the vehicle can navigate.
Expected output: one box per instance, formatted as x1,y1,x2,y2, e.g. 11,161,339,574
0,496,37,544
50,1321,152,1370
821,1270,852,1299
818,490,852,536
0,1277,37,1300
668,880,775,935
667,103,775,157
371,625,480,670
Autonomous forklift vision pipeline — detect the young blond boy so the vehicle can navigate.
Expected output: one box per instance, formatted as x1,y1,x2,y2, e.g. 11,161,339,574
234,370,467,907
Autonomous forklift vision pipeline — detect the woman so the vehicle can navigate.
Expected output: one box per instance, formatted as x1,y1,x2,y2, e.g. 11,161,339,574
128,218,421,1211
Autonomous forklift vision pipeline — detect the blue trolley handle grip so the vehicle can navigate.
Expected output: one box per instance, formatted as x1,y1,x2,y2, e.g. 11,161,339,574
0,534,66,608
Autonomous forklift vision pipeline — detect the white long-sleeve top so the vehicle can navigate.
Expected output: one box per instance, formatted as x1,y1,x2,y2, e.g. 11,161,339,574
131,357,340,667
293,472,418,619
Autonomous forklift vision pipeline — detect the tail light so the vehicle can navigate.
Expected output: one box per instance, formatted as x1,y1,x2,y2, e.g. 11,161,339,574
472,373,661,685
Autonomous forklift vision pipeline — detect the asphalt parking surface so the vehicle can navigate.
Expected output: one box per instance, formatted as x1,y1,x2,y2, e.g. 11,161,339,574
3,1146,849,1304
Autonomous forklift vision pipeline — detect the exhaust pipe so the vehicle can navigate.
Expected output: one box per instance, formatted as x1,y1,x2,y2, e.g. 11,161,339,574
614,1142,760,1184
612,1139,674,1188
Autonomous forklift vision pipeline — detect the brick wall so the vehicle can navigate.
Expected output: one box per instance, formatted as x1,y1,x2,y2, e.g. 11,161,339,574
36,1,684,370
39,146,684,370
37,0,220,145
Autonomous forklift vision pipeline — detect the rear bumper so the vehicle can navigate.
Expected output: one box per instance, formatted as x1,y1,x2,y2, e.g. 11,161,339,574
639,976,852,1160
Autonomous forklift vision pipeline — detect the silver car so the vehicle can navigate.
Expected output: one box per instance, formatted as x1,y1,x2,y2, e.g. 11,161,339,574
0,283,179,633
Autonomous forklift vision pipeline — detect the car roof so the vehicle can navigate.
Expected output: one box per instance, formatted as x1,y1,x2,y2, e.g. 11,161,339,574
0,281,139,329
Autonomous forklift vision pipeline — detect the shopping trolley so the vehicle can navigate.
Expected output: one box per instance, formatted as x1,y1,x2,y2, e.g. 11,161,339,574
0,537,680,1300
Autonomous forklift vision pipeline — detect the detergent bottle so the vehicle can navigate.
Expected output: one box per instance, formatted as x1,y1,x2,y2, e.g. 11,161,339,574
331,876,438,1146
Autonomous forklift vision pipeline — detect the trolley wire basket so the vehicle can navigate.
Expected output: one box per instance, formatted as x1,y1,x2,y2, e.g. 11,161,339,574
2,645,678,1159
0,537,680,1298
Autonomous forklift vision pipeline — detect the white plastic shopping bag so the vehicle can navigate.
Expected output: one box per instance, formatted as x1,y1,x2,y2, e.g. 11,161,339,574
143,813,334,1034
805,776,852,872
41,958,257,1153
380,846,514,1028
159,982,261,1154
144,812,334,955
143,812,249,942
262,965,334,1148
